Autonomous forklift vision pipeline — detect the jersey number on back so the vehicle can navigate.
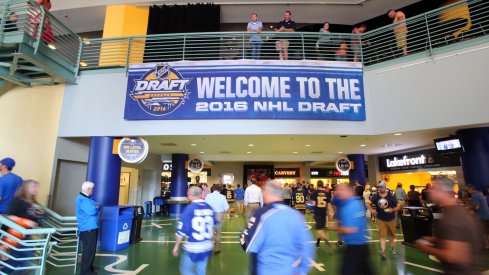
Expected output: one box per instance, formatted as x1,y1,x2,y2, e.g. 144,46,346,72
191,216,214,241
295,194,305,204
317,196,327,208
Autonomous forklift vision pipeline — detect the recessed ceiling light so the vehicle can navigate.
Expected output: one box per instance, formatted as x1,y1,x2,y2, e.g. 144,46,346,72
394,133,403,136
80,61,88,67
338,151,343,154
293,152,298,154
305,144,311,147
190,144,197,146
246,151,252,154
199,151,205,154
248,144,254,147
360,144,366,147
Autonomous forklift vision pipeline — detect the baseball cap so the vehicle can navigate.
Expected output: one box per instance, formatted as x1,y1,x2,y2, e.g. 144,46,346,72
0,158,16,170
378,181,386,188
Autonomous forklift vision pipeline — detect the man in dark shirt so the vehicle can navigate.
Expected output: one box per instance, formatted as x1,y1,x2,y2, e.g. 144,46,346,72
274,10,295,60
310,181,332,252
416,178,484,275
366,181,400,259
421,183,431,204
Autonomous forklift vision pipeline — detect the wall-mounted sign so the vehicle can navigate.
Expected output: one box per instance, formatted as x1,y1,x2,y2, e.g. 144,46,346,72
124,60,365,121
118,137,149,164
274,168,300,178
378,149,461,172
336,158,352,173
188,158,204,173
162,161,173,171
310,168,349,178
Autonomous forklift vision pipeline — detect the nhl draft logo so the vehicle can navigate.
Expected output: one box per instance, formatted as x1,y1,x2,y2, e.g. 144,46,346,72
130,63,191,116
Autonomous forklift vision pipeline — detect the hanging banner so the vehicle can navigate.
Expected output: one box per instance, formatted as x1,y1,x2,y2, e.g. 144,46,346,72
124,60,365,121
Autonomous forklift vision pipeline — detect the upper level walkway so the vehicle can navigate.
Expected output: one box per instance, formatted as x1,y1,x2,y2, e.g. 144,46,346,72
0,0,488,91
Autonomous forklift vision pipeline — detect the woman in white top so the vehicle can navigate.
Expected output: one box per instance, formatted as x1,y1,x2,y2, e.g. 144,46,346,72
247,13,263,60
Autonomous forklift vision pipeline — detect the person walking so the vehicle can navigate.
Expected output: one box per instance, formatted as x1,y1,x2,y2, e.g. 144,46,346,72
240,180,315,275
244,179,263,220
332,184,374,275
415,178,484,275
173,186,217,275
235,184,245,215
205,184,229,254
282,183,293,206
75,181,99,275
466,185,489,249
394,183,407,227
310,180,332,252
0,158,23,215
366,181,400,259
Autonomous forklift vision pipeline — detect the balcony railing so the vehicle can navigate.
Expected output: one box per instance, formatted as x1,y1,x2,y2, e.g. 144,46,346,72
1,0,488,74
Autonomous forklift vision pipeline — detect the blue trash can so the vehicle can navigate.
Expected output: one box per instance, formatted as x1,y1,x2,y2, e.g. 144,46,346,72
145,201,153,217
100,206,134,251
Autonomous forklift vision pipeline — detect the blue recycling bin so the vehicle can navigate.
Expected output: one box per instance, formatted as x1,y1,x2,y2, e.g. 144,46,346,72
100,206,134,251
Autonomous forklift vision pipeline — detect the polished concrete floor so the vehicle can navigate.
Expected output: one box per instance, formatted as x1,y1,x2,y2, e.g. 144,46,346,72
47,212,489,275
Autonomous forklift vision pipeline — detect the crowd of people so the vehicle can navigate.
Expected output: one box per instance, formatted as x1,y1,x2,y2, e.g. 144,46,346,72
245,9,408,61
170,176,489,275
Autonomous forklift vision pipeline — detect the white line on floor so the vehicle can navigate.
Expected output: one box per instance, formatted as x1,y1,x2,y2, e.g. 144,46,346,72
222,232,242,234
140,239,404,244
96,253,149,274
404,261,443,273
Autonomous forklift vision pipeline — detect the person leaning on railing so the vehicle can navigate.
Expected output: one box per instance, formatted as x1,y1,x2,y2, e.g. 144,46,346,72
247,13,263,60
387,9,408,56
316,21,332,61
274,10,296,60
27,0,55,44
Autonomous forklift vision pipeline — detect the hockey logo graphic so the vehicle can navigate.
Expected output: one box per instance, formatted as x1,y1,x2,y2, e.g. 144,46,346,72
130,63,191,116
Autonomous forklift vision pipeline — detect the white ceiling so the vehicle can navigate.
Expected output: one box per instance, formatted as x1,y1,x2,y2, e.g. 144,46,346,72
143,127,459,163
50,0,421,34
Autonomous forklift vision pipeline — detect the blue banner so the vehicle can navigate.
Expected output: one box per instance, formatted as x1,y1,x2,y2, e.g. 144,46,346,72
124,60,365,121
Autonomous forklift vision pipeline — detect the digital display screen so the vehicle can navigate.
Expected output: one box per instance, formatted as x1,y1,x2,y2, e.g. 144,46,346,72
435,139,462,151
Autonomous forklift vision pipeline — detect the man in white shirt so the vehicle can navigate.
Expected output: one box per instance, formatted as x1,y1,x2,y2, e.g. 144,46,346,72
205,184,229,253
244,178,263,220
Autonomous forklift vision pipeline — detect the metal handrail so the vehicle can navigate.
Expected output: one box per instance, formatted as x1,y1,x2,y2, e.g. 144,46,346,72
41,207,79,274
0,215,55,274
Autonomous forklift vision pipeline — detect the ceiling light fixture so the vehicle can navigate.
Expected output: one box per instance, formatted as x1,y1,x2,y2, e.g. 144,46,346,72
246,151,252,154
360,144,366,147
248,144,254,147
338,151,343,154
293,152,298,154
190,144,197,146
200,151,205,154
305,144,311,147
394,133,403,136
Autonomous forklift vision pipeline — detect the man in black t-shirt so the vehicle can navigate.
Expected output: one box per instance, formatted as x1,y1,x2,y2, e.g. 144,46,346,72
367,182,400,259
310,181,332,252
274,10,296,60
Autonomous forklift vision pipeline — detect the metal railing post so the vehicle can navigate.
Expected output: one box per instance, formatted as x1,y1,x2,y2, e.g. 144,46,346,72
33,3,45,54
242,32,245,59
125,37,132,74
301,32,305,60
359,34,364,64
424,14,434,56
183,34,187,60
74,36,83,77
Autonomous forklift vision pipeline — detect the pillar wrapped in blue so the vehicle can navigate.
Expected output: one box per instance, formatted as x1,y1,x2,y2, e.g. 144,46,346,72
86,137,122,207
170,154,189,216
457,127,489,191
347,154,366,186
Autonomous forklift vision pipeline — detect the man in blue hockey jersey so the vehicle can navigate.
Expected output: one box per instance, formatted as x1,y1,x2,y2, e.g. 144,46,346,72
240,180,315,275
173,186,218,275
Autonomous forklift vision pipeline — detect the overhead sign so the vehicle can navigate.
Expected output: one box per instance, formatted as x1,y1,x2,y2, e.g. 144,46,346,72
336,158,351,173
124,60,365,121
188,158,204,173
310,168,349,178
378,149,461,172
118,137,149,164
274,168,300,178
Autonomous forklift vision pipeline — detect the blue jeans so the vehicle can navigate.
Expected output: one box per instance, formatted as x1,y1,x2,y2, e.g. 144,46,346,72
250,42,261,60
180,252,209,275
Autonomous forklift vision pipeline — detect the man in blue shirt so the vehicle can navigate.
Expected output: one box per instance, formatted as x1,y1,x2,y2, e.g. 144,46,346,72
274,10,296,60
75,181,99,275
204,184,229,253
332,184,374,275
0,157,23,214
367,181,400,259
467,185,489,249
235,184,245,215
173,186,218,275
240,180,314,275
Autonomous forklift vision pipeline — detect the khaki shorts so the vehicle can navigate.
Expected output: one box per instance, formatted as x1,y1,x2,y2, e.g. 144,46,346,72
275,40,289,51
395,31,407,48
235,200,244,207
377,219,396,239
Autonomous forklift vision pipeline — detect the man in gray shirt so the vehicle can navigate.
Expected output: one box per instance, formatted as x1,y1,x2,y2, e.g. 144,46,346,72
394,183,407,227
282,183,293,206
